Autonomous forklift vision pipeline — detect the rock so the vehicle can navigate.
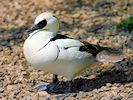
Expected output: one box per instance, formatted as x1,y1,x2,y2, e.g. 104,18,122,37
72,13,80,18
0,88,3,93
127,41,133,48
101,96,110,100
111,86,117,90
0,28,6,33
128,98,133,100
131,84,133,88
38,91,51,98
106,83,111,87
7,85,21,91
119,92,129,99
125,83,131,87
88,24,103,32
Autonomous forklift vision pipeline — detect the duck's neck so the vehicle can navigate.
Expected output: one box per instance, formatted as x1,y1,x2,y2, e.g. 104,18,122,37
28,29,58,52
29,29,57,39
44,29,58,37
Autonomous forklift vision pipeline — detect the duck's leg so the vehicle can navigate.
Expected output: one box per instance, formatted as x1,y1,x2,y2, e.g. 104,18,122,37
68,79,73,93
52,74,58,83
34,74,59,91
34,75,72,98
47,74,59,90
51,79,73,98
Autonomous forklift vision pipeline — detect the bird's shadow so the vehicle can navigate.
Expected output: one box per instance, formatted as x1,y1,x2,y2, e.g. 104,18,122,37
47,65,133,94
0,27,29,49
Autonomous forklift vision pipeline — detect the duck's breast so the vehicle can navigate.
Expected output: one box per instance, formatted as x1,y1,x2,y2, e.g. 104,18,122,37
23,36,59,67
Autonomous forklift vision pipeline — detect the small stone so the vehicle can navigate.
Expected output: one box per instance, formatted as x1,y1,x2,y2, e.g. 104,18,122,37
114,83,120,87
101,97,110,100
110,90,118,97
119,92,129,99
103,91,110,96
106,83,111,87
73,28,79,34
0,88,3,93
38,91,50,98
131,84,133,88
0,28,6,33
127,41,133,48
102,86,109,91
111,86,117,90
72,13,80,18
125,83,131,87
7,85,20,91
88,75,96,79
128,98,133,100
32,93,39,100
20,98,25,100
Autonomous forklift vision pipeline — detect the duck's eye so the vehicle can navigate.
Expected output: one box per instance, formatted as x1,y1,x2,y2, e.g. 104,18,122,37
37,19,47,28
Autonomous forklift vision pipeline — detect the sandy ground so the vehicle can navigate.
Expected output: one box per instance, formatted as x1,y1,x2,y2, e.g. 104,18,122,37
0,0,133,99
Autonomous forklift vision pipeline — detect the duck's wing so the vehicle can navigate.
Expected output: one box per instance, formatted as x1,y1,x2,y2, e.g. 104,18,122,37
51,34,84,49
79,41,124,62
79,40,108,56
51,34,106,55
51,34,124,62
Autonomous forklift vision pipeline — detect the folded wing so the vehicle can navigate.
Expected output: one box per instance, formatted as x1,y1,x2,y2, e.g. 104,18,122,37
51,34,124,62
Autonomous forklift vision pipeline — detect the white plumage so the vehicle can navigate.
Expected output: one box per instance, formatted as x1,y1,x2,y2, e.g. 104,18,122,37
23,12,124,93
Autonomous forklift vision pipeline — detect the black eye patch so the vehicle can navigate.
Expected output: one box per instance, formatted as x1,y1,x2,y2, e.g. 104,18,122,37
37,19,47,29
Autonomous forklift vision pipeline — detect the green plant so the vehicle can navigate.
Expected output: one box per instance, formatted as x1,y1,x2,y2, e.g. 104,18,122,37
115,16,133,32
72,8,80,14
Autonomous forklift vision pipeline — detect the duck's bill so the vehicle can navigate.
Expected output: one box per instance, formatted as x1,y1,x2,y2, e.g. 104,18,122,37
27,24,39,33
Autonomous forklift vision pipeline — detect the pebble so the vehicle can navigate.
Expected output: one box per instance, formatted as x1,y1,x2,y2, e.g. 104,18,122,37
88,24,103,32
7,85,21,91
106,83,111,87
128,98,133,100
0,28,6,33
72,13,80,18
111,86,117,90
131,84,133,88
119,92,129,98
0,88,3,93
101,96,110,100
127,41,133,48
125,83,131,87
38,91,51,98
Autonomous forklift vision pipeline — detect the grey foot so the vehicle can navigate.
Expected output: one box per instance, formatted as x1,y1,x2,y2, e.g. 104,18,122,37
34,74,59,92
34,82,58,92
34,82,49,91
52,92,71,98
34,82,71,98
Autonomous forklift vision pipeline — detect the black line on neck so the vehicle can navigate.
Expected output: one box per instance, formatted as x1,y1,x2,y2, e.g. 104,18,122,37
37,39,51,51
54,45,60,61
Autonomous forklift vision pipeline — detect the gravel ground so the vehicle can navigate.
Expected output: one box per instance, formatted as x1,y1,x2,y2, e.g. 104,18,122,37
0,0,133,99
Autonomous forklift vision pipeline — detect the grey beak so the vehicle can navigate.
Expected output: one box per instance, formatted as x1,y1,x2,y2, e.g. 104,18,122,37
27,24,39,33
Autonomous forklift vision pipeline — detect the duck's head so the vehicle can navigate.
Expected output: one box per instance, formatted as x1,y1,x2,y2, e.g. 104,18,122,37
27,12,59,33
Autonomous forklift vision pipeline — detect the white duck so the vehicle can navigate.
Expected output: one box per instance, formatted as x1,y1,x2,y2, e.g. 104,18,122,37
23,12,124,93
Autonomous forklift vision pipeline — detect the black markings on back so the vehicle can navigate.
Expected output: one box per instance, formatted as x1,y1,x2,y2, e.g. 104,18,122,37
79,41,108,56
50,34,108,56
51,34,74,50
51,34,73,41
